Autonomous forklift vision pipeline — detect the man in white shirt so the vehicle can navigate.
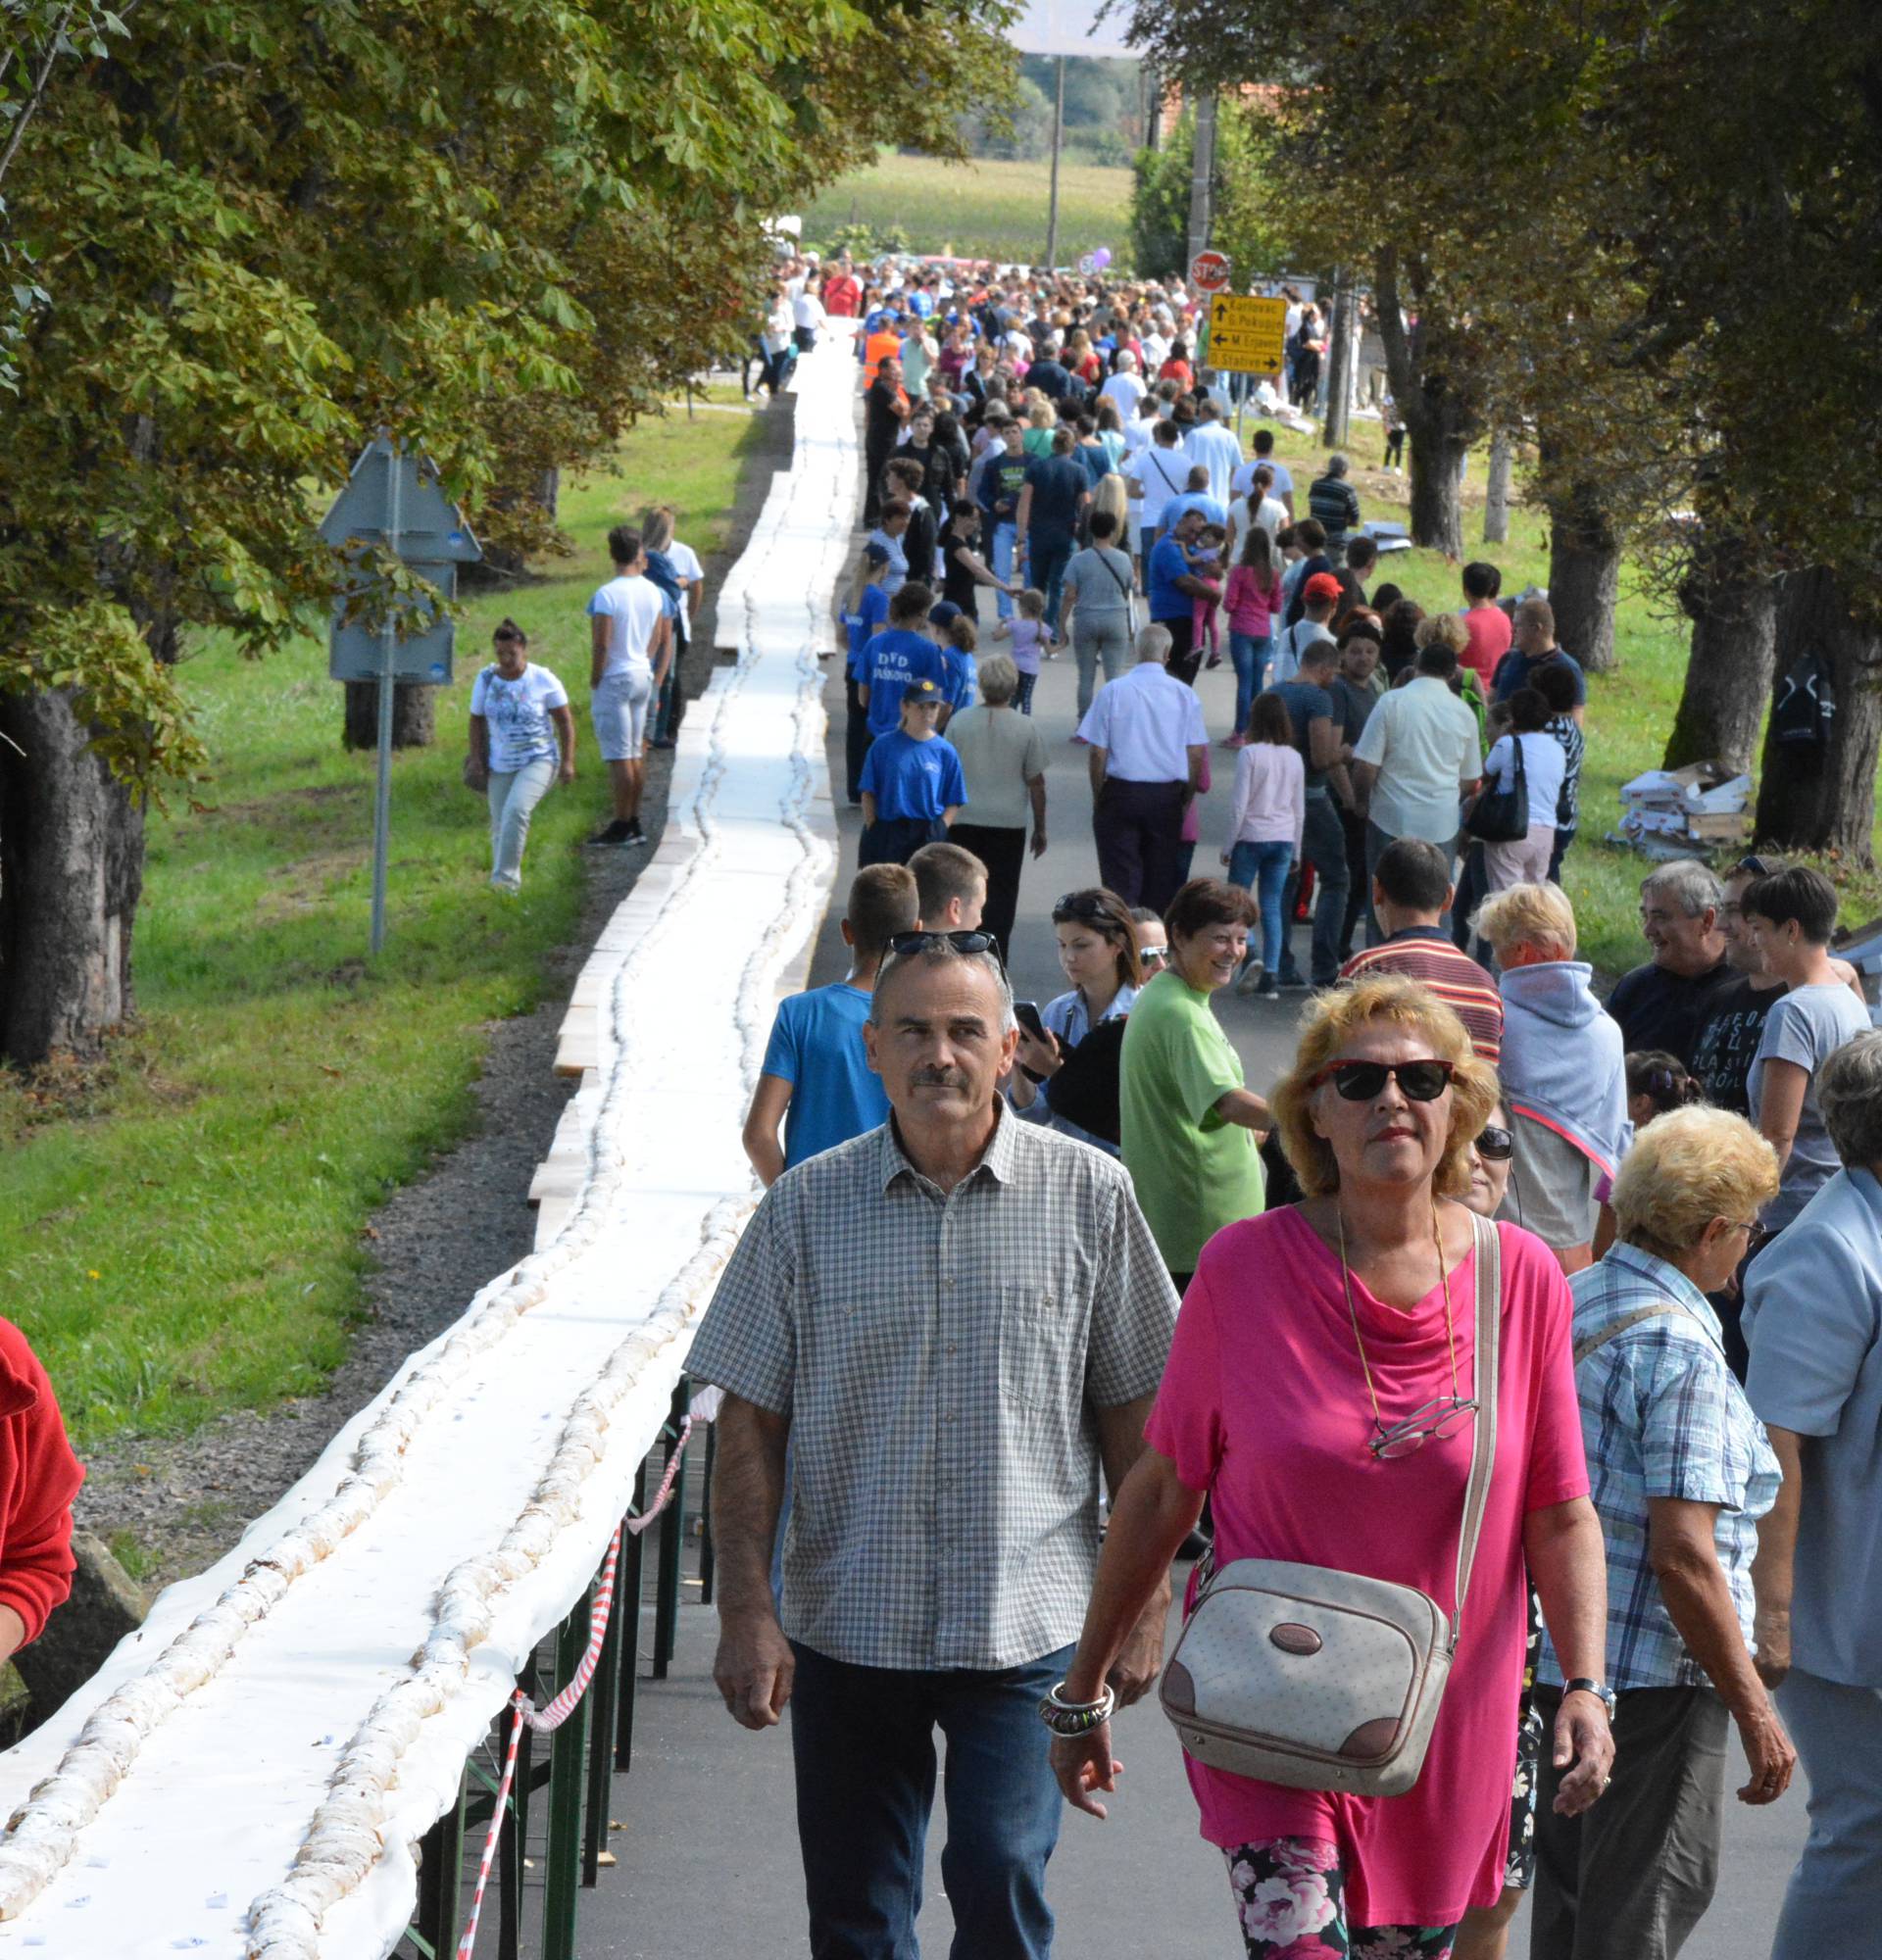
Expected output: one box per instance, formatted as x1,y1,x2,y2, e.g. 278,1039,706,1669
586,524,674,847
1182,399,1244,508
1074,622,1208,913
1231,429,1296,517
1100,351,1146,422
1126,420,1189,562
1350,638,1483,942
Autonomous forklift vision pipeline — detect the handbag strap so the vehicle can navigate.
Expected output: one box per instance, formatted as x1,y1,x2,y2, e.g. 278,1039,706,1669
1098,548,1134,605
1451,1210,1502,1642
1572,1302,1683,1365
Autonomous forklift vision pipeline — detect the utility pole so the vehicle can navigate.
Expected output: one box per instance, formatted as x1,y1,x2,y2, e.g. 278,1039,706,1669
1043,55,1065,270
1185,86,1216,273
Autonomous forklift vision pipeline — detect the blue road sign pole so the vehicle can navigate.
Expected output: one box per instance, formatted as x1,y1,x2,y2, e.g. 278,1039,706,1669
369,440,402,956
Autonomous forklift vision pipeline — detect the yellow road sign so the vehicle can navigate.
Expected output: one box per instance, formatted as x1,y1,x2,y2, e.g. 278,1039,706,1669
1203,294,1288,374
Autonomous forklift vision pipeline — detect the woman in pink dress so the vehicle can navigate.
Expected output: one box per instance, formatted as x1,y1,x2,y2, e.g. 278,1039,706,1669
1048,975,1616,1958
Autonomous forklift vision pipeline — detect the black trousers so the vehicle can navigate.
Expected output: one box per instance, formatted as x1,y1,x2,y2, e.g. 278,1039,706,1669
1161,614,1201,686
1531,1683,1728,1960
1092,778,1186,915
863,437,892,525
845,677,870,804
948,822,1027,968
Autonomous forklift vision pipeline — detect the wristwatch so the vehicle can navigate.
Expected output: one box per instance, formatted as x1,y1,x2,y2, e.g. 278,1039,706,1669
1561,1678,1617,1718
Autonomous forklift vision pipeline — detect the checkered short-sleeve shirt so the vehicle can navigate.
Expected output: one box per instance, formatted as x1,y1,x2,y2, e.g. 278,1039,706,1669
686,1102,1179,1670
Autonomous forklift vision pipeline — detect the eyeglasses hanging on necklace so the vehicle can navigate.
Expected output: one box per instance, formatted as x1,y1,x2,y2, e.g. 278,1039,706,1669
1337,1202,1480,1460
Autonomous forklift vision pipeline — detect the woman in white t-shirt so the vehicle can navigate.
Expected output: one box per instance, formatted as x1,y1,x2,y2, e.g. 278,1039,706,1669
1477,687,1567,892
466,620,574,893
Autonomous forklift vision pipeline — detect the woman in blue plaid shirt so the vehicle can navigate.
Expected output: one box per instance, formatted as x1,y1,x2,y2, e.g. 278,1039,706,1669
1530,1104,1799,1960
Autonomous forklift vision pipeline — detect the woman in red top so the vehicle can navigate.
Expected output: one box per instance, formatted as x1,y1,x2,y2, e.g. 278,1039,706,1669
1160,338,1196,389
0,1318,82,1664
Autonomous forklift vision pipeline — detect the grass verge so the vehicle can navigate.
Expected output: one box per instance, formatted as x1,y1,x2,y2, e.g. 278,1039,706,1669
1253,420,1882,978
0,407,767,1451
803,153,1134,269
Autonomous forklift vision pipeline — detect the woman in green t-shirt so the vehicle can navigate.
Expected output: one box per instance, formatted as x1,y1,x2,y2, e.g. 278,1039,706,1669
1119,879,1271,1288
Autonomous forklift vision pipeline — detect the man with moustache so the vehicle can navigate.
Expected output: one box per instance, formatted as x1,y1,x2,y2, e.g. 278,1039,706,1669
688,931,1178,1960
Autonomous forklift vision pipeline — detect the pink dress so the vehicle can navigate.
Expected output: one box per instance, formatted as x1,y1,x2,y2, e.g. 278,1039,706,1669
1145,1208,1587,1929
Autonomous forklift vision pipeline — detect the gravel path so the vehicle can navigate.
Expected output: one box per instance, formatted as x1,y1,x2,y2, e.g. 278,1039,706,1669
74,395,797,1592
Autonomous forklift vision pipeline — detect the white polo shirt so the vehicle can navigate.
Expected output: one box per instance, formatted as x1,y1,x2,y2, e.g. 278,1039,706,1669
1353,676,1484,843
1182,421,1243,507
1074,662,1208,783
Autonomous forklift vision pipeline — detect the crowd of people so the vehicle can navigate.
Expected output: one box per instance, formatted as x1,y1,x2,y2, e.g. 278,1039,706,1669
682,256,1882,1960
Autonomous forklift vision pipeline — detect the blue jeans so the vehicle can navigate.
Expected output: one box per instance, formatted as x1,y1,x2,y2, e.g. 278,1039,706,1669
1227,630,1272,736
485,756,557,891
1771,1669,1882,1960
1280,790,1349,986
1228,838,1294,974
1027,532,1074,631
991,520,1018,619
790,1640,1072,1960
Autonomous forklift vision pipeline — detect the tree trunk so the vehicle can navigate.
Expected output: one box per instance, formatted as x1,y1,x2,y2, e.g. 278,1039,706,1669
1405,433,1466,557
342,679,434,751
1546,479,1620,671
1322,278,1358,449
1664,534,1777,773
0,687,145,1065
1755,566,1882,864
1482,431,1511,544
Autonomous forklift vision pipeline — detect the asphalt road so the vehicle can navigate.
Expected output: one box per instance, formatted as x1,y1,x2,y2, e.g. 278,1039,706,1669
554,612,1807,1959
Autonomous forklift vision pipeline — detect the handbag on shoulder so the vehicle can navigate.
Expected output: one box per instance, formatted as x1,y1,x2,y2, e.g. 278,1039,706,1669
1158,1211,1501,1798
1462,733,1530,843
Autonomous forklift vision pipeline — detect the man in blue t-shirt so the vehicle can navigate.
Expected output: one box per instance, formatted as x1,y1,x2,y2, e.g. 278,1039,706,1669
859,581,947,736
1146,508,1214,684
841,543,893,804
1492,595,1587,714
858,682,966,866
741,862,920,1183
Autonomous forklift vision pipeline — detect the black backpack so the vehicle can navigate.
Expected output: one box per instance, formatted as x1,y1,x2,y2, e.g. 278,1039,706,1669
1771,649,1834,747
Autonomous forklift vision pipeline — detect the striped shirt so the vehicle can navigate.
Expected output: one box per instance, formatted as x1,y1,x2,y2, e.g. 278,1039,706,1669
1540,1245,1780,1692
1339,928,1505,1063
685,1102,1179,1670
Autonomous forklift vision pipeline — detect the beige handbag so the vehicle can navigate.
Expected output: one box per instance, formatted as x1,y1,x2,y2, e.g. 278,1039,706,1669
1159,1212,1501,1797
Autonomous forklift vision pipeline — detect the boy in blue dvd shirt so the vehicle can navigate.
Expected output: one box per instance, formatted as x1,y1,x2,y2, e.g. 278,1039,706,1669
858,680,966,867
842,542,893,803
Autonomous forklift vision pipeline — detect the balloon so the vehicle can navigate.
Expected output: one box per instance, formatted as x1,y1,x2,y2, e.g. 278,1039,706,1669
1092,247,1112,270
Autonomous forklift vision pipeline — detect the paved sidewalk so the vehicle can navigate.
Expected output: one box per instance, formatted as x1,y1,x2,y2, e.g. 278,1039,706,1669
566,633,1807,1958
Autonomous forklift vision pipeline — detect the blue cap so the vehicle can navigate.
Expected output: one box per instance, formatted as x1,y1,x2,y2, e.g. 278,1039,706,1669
864,542,892,565
928,600,965,627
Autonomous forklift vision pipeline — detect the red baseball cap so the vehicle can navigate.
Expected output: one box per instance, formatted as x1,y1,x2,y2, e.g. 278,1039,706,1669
1304,572,1344,604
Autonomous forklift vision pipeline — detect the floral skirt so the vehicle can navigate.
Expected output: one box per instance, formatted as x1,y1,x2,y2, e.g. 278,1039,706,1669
1224,1838,1458,1959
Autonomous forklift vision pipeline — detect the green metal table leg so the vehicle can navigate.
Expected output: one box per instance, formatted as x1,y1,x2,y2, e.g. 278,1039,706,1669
582,1542,625,1887
653,1381,689,1681
414,1771,466,1956
616,1465,648,1772
698,1415,718,1605
540,1595,591,1960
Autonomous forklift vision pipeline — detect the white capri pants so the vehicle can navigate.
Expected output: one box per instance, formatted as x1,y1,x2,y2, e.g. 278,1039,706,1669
592,667,653,761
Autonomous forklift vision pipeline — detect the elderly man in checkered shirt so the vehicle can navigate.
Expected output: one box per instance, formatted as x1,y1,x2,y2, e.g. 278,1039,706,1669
688,931,1179,1959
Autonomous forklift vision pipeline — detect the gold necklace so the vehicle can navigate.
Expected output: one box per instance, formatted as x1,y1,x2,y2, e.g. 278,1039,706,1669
1336,1201,1461,1445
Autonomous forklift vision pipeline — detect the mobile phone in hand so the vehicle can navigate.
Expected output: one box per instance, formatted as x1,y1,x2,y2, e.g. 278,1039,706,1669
1015,1000,1051,1047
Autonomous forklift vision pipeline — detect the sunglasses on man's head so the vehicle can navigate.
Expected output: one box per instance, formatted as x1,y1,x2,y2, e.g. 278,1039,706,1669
885,929,1003,962
1475,1122,1513,1162
1311,1058,1456,1102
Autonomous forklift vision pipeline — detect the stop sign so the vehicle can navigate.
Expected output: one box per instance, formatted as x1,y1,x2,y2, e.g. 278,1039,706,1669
1189,249,1232,293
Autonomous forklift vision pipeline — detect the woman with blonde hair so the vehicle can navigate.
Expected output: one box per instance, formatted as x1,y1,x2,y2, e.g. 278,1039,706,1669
1054,975,1613,1958
1475,884,1631,1274
1023,394,1059,458
1531,1104,1795,1960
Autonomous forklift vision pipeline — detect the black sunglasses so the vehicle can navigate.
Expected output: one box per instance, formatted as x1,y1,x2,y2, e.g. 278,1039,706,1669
1475,1122,1513,1162
1053,892,1120,926
1312,1058,1456,1102
885,930,1004,962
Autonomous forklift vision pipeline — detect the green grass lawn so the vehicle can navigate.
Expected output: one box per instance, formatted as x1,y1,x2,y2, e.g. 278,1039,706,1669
804,153,1134,270
1255,422,1882,978
0,410,764,1451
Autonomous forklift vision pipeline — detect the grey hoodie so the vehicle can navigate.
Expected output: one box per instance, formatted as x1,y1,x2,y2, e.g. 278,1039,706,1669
1498,960,1633,1179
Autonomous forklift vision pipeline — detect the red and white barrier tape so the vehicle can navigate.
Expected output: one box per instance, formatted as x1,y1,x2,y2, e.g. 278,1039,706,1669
454,1418,695,1959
